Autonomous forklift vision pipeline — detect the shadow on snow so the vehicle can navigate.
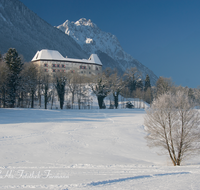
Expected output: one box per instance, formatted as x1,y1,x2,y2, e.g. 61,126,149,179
88,172,190,186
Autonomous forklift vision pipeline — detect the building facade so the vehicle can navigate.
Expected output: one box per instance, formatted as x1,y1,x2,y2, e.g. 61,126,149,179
31,49,102,76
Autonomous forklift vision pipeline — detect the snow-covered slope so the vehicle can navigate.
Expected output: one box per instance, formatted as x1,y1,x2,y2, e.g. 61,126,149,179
1,108,200,189
57,18,158,85
0,0,88,61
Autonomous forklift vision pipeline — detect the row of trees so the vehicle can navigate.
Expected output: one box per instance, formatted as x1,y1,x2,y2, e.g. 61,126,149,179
0,48,154,109
1,48,200,110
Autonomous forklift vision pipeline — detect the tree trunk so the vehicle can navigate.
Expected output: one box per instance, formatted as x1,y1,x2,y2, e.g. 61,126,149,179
59,93,64,109
51,91,54,109
38,85,41,108
31,90,34,108
2,87,6,108
97,96,105,109
113,93,119,109
44,87,47,109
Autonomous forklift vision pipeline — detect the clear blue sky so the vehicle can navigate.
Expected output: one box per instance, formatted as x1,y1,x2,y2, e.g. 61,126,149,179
20,0,200,88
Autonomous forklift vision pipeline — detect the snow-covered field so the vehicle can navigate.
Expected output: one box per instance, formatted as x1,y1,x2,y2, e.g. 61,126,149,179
0,108,200,189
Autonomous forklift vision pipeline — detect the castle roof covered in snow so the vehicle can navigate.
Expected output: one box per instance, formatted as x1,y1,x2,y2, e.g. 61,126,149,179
32,49,102,66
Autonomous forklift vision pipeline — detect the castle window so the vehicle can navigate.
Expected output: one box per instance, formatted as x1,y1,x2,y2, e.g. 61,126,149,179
44,63,48,67
62,64,65,68
52,64,56,67
80,66,86,69
52,69,56,72
96,66,99,70
57,64,60,68
44,69,48,72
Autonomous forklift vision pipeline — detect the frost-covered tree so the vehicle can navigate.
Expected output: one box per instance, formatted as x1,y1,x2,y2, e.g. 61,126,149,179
4,48,23,107
144,87,152,104
156,77,173,97
144,91,200,166
188,88,195,101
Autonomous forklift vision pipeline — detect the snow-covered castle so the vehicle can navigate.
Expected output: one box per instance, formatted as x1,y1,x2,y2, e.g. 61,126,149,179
31,49,102,76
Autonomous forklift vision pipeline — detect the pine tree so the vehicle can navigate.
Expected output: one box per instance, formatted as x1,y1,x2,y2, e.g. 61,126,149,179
144,74,151,91
4,48,23,107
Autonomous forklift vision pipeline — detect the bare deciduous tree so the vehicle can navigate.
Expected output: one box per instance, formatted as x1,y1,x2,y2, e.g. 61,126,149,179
144,91,200,166
67,72,79,109
109,71,124,109
156,77,174,97
40,72,51,109
54,72,67,109
21,62,39,108
89,73,110,109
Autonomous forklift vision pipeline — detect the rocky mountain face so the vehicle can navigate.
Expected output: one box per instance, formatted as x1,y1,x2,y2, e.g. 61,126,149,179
57,18,158,85
0,0,88,61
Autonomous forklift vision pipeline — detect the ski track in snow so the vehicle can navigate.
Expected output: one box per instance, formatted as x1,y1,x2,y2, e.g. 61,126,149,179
0,108,200,189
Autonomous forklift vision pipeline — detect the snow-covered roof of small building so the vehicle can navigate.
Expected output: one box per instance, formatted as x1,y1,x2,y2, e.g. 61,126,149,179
32,49,102,65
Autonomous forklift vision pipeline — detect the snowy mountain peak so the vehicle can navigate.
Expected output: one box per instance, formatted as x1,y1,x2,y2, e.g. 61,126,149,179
74,18,96,28
57,18,128,61
57,18,158,85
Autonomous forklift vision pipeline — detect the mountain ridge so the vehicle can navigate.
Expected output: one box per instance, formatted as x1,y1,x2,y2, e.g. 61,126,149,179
57,18,158,84
0,0,88,61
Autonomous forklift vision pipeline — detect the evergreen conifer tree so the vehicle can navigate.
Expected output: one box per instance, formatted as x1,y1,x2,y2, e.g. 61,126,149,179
144,74,151,91
4,48,23,107
129,74,136,93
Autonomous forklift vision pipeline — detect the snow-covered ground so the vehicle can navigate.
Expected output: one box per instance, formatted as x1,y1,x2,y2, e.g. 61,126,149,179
0,108,200,189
